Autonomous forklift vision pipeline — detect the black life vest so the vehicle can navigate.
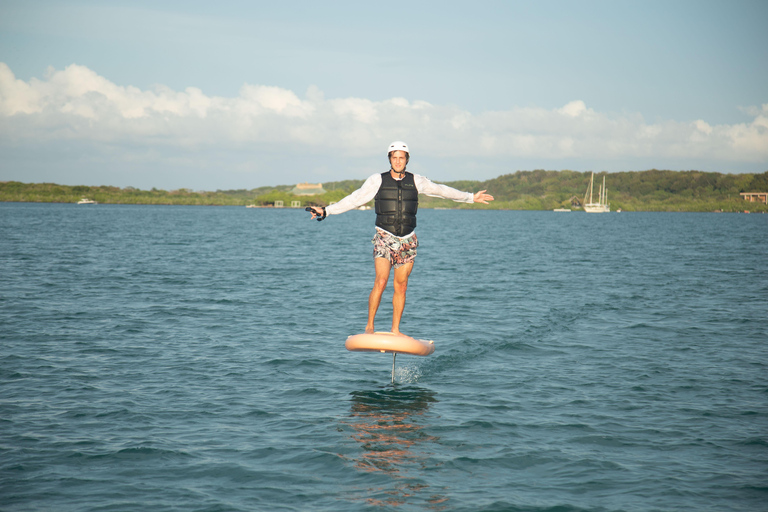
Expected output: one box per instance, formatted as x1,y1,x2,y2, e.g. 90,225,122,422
375,171,419,236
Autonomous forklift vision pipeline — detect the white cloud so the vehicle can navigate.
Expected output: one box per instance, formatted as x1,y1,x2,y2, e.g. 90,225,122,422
1,62,767,171
0,63,43,115
558,100,589,117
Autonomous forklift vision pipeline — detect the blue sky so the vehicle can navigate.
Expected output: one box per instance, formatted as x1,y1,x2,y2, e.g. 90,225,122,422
1,0,766,190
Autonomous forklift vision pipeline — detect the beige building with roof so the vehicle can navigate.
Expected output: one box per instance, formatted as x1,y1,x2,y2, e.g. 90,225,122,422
290,183,326,196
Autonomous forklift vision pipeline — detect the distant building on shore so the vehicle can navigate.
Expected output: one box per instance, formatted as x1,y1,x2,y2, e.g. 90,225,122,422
290,183,326,196
740,192,767,204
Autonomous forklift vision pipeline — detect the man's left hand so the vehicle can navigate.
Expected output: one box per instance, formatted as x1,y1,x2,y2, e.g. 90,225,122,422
473,190,494,204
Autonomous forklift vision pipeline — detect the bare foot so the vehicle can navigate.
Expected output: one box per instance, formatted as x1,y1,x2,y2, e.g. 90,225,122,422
365,326,374,334
391,329,414,339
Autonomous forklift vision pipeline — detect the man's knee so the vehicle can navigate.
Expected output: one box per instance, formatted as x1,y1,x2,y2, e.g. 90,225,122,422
373,280,388,293
393,275,409,294
372,273,389,292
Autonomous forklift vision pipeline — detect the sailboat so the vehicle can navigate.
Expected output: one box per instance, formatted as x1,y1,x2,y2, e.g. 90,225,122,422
583,172,610,213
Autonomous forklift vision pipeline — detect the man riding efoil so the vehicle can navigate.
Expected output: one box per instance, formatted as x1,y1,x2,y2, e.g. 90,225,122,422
307,141,494,337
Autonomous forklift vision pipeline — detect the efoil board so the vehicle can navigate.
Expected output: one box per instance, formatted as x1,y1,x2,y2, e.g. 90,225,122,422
345,332,435,356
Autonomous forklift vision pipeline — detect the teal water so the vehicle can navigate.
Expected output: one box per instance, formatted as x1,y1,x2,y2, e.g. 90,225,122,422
1,203,766,511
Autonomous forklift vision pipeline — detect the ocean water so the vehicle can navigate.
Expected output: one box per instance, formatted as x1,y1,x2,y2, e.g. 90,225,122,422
1,202,766,512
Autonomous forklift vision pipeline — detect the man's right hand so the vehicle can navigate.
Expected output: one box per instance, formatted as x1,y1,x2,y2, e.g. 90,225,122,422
305,206,326,221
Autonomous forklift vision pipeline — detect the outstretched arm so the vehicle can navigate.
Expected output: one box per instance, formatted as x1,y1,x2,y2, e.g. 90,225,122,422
414,175,494,204
305,174,381,220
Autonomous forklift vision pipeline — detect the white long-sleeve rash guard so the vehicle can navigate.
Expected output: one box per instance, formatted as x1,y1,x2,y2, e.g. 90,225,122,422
325,173,475,217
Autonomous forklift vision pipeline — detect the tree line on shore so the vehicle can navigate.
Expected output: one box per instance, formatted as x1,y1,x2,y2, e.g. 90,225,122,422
2,169,767,212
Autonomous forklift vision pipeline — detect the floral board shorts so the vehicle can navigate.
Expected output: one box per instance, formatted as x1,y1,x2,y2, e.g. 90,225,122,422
371,230,419,268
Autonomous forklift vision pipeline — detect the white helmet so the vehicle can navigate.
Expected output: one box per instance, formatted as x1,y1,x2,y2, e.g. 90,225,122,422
387,141,410,163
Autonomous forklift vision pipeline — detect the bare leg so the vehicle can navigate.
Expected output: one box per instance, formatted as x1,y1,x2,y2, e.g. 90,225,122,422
366,257,391,333
391,261,414,336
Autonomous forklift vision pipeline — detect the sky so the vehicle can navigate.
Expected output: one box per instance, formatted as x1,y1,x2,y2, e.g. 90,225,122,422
1,0,766,190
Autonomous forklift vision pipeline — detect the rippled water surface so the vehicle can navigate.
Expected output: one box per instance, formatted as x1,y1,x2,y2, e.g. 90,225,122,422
1,203,767,511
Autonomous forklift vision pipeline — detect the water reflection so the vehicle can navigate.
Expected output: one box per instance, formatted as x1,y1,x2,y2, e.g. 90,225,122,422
344,388,447,509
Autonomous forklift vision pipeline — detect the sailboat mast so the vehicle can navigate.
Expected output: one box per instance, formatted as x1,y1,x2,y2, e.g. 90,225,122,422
601,175,606,205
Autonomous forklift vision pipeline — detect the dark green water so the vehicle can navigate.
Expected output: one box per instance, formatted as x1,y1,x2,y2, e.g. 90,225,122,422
1,203,766,511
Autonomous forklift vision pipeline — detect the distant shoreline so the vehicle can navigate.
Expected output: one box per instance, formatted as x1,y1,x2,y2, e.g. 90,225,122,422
2,168,767,213
3,202,764,215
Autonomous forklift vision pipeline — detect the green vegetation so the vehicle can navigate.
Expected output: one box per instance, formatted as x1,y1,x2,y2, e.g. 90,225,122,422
2,169,767,212
435,169,768,212
0,180,368,209
0,182,268,206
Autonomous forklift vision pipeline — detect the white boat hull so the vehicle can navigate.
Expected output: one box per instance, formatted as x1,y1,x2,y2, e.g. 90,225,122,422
584,204,610,213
